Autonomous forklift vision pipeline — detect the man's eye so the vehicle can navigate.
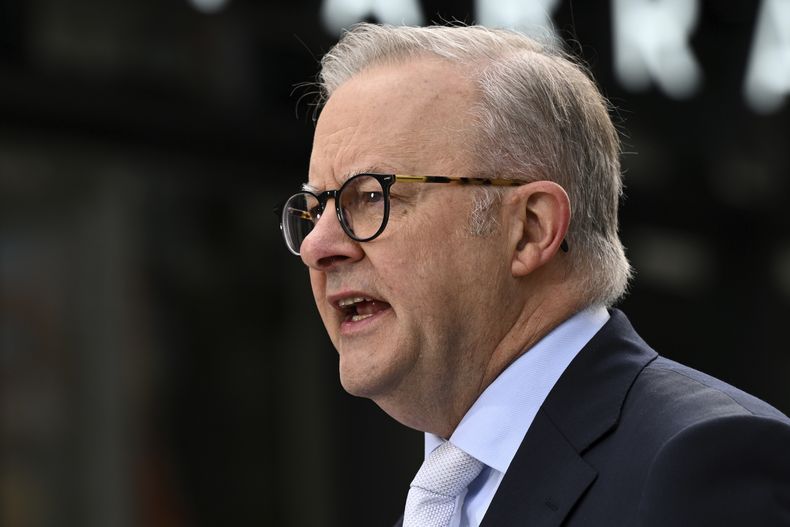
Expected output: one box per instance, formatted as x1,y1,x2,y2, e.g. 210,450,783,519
364,191,384,203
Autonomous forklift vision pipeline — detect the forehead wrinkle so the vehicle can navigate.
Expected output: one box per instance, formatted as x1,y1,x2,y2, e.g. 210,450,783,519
310,123,371,188
312,112,414,186
311,58,479,189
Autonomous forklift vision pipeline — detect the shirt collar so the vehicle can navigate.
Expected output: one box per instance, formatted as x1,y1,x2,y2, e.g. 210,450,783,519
425,306,610,472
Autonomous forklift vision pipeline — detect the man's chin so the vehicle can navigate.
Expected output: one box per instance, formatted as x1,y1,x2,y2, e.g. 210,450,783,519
337,360,404,400
338,371,387,399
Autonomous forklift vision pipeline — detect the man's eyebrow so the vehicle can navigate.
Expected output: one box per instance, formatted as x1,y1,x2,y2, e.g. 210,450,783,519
303,166,387,193
341,166,383,183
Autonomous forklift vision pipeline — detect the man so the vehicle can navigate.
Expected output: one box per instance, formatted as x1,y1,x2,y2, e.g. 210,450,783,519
276,23,790,526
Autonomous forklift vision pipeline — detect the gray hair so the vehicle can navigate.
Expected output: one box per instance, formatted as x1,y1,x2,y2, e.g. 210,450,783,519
316,23,632,307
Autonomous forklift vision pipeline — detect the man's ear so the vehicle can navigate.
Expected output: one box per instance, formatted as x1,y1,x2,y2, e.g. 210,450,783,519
505,181,571,277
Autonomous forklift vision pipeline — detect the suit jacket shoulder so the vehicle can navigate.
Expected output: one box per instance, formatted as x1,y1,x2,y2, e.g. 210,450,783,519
482,310,790,527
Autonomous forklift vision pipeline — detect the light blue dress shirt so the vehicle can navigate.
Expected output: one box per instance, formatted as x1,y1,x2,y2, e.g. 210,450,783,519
423,306,610,527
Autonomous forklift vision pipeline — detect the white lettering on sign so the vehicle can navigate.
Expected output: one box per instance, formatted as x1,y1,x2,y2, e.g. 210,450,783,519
189,0,229,14
321,0,424,35
612,0,702,99
476,0,561,43
318,0,789,113
744,0,790,113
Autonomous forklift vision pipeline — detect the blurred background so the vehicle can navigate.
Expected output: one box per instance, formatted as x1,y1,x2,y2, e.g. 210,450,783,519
1,0,788,525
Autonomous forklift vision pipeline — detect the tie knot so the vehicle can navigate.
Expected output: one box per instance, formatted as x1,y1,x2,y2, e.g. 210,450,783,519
411,441,484,498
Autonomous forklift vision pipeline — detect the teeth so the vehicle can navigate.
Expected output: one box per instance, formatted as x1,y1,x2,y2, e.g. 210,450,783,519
338,296,372,308
350,313,374,322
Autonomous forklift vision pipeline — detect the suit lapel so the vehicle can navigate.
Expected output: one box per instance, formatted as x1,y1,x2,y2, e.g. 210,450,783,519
481,310,657,526
480,409,596,526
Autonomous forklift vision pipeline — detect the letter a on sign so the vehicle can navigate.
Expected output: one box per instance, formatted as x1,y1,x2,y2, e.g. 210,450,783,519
321,0,424,35
744,0,790,113
612,0,702,99
476,0,561,43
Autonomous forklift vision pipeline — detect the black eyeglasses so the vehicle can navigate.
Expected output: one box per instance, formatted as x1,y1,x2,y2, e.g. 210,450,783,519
274,173,569,256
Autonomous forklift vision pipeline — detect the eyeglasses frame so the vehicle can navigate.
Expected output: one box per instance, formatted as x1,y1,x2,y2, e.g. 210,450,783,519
275,173,569,254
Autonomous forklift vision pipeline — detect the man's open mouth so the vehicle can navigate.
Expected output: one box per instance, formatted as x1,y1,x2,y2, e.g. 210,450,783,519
337,296,392,323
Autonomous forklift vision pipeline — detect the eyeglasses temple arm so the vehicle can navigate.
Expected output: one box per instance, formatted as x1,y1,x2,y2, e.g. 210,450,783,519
394,174,527,186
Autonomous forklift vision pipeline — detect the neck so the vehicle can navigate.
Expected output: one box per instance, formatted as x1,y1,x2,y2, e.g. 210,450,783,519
440,285,583,437
401,294,580,439
480,295,581,395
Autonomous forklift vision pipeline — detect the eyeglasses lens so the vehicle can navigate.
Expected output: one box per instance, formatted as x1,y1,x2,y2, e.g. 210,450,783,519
282,193,319,255
339,175,386,241
281,175,387,255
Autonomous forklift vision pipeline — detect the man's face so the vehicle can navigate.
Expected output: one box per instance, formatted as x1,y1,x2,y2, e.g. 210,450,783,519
300,58,522,427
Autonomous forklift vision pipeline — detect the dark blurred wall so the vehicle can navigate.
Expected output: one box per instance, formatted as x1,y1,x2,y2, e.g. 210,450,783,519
1,1,788,526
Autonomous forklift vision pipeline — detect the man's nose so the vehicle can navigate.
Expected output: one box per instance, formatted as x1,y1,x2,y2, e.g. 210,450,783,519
300,205,364,270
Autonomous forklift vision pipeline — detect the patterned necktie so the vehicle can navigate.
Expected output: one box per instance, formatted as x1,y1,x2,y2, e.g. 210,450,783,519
403,441,485,527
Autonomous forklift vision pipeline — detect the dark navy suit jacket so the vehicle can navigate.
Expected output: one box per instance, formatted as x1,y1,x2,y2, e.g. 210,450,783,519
397,310,790,526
